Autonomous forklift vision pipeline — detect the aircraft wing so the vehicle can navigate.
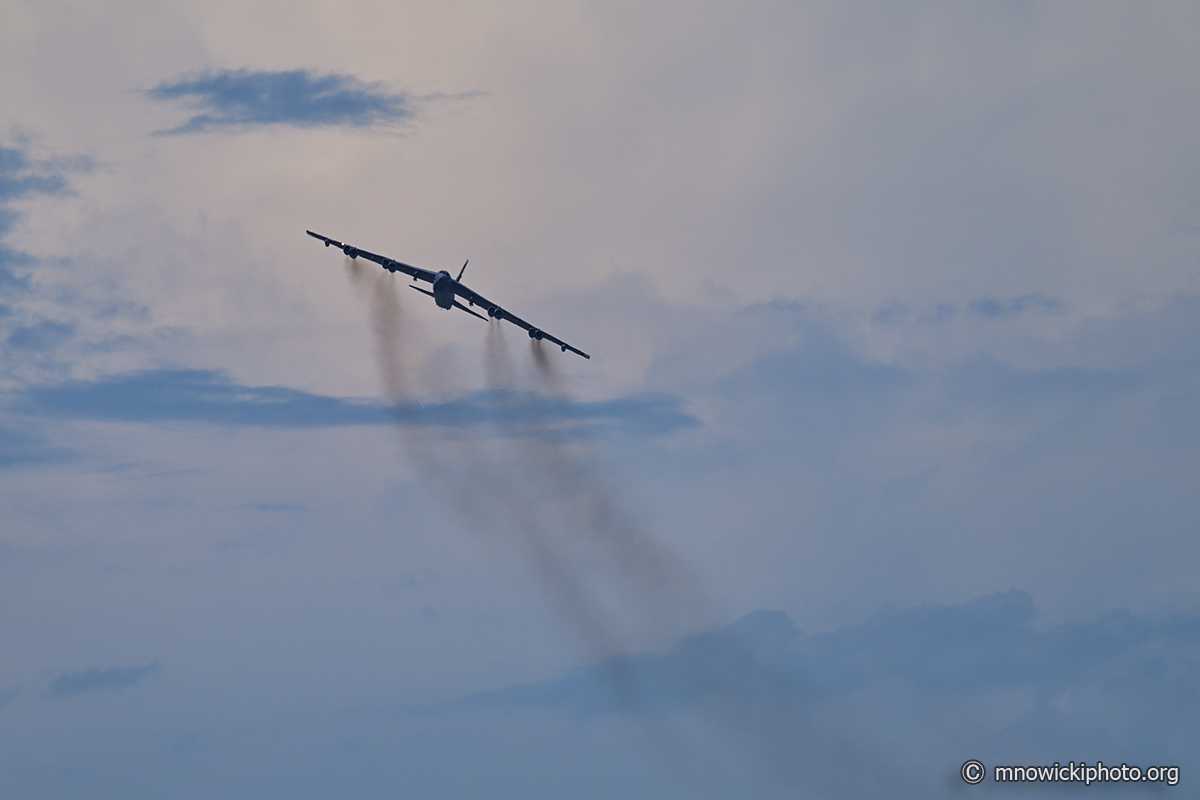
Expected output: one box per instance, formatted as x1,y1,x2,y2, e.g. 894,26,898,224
309,229,590,359
306,230,438,283
453,283,591,359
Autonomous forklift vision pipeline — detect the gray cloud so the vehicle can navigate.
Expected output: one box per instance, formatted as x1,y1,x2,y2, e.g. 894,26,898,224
967,293,1063,319
50,662,159,697
6,320,75,352
20,368,387,428
872,294,1065,324
719,298,1196,431
388,388,697,437
460,592,1158,713
0,426,73,469
0,247,31,289
452,593,1200,796
147,69,415,134
0,144,78,289
0,146,70,203
231,501,305,513
16,368,696,434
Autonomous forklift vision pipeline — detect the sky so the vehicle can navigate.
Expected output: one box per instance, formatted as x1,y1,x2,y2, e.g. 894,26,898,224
1,2,1199,798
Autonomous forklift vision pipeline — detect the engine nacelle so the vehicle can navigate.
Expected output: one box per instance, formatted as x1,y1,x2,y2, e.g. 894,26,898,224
529,328,544,340
343,245,359,259
489,306,502,318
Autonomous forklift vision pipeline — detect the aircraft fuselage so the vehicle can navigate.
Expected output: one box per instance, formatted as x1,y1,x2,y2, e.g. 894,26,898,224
431,271,455,310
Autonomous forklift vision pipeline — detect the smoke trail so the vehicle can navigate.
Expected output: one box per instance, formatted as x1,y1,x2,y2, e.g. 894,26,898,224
482,328,712,652
343,267,900,795
345,256,410,403
345,260,708,654
529,338,560,393
484,319,514,389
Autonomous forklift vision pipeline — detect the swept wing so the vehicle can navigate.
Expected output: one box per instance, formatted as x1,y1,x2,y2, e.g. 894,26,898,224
307,230,438,283
451,282,590,359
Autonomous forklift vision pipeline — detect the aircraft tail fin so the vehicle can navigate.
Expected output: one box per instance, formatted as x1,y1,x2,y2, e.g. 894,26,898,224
456,260,468,282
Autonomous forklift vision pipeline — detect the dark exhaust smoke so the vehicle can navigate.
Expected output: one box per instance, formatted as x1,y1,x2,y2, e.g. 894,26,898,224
344,268,895,797
349,266,708,654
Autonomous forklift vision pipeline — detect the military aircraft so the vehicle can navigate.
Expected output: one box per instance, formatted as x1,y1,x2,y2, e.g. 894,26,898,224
307,230,590,359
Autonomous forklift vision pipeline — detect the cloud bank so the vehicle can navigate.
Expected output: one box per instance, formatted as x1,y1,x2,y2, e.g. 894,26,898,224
464,591,1199,717
454,592,1199,797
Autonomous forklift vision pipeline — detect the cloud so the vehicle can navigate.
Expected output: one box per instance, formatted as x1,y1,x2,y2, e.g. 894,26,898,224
715,297,1200,435
967,293,1063,319
50,662,159,697
458,594,1059,714
0,146,71,203
19,368,388,428
231,501,305,513
0,143,79,289
15,368,697,434
147,69,416,134
0,246,31,288
0,426,73,469
457,590,1200,723
388,388,698,437
450,593,1200,795
6,320,75,352
871,294,1065,324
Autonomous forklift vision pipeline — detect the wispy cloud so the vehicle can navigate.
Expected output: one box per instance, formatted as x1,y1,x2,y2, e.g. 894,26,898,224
20,368,387,428
718,298,1198,437
388,388,698,437
147,69,415,134
231,502,306,513
968,293,1063,319
0,143,79,288
0,146,70,203
871,294,1065,324
50,662,159,697
16,368,697,435
6,320,75,352
0,425,73,469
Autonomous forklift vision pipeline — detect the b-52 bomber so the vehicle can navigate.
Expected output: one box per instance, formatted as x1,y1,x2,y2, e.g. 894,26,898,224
307,230,589,359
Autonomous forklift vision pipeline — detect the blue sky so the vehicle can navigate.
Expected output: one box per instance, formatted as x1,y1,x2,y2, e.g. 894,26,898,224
2,3,1199,798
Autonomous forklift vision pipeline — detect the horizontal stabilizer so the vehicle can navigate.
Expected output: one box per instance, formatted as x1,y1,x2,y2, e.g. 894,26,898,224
452,299,487,321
